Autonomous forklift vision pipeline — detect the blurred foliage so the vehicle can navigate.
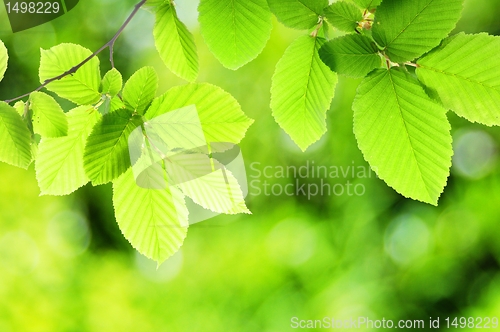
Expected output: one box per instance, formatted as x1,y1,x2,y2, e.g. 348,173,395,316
1,0,500,331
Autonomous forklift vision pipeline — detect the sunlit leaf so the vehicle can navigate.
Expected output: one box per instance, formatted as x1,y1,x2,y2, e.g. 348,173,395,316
0,39,7,82
199,0,272,69
320,34,381,78
169,156,250,214
270,35,337,151
267,0,327,30
39,43,101,105
323,1,362,33
349,0,381,9
29,91,68,137
36,106,101,195
101,68,123,96
154,3,198,81
84,109,143,185
417,33,500,126
145,83,254,144
353,69,452,205
372,0,463,63
113,167,188,264
122,67,158,115
0,102,32,169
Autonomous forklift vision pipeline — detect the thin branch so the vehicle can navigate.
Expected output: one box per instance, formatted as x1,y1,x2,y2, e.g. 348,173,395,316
3,0,147,104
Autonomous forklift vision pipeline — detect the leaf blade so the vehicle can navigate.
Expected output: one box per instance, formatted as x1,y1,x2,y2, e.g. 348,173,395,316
39,43,101,105
267,0,328,30
270,35,338,151
122,67,158,115
0,39,7,82
36,106,101,195
319,34,381,78
154,3,198,81
372,0,463,63
29,91,68,138
416,33,500,126
113,168,188,264
84,109,143,185
199,0,273,69
349,0,381,9
165,152,250,214
145,83,254,144
323,1,362,33
353,69,452,205
101,68,123,96
0,102,32,169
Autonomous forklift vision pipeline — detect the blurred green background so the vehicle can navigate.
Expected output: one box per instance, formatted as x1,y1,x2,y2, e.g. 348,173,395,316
1,0,500,331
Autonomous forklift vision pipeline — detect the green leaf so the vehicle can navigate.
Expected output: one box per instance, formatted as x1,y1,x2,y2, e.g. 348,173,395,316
165,150,250,214
14,101,26,117
320,34,381,78
353,69,452,205
270,35,338,151
101,68,123,96
0,39,7,82
110,95,125,112
154,3,198,81
324,1,362,33
416,33,500,126
349,0,381,9
199,0,272,69
122,67,158,115
84,109,143,185
29,92,68,138
372,0,464,63
144,0,166,11
267,0,327,30
0,102,32,169
145,83,254,144
39,43,101,105
97,95,112,115
36,106,101,195
113,167,188,264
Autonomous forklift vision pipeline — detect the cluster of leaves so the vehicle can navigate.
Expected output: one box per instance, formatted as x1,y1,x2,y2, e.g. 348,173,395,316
0,14,253,263
266,0,500,205
172,0,499,206
2,0,500,262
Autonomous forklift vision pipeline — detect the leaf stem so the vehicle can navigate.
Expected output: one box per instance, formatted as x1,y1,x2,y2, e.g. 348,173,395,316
3,0,147,104
404,62,420,68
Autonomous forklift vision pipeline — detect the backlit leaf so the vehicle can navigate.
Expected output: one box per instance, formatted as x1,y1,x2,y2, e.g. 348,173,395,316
113,167,188,264
29,91,68,138
0,102,32,169
324,1,362,33
319,34,381,78
267,0,327,30
372,0,463,63
84,109,143,185
417,33,500,126
154,3,198,81
145,83,254,144
101,68,123,96
36,106,101,195
0,39,7,82
353,69,452,205
122,67,158,115
199,0,272,69
39,43,101,105
270,35,338,151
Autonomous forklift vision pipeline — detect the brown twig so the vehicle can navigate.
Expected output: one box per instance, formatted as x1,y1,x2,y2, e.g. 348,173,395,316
3,0,147,104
